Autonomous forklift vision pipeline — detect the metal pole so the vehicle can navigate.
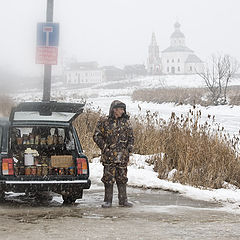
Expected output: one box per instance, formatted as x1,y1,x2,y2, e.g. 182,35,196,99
43,0,54,102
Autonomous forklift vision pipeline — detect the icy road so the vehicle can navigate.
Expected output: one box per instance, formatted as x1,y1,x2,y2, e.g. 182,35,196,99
0,181,240,240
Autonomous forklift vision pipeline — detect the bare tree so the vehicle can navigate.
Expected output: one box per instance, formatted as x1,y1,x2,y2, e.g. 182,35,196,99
197,54,239,105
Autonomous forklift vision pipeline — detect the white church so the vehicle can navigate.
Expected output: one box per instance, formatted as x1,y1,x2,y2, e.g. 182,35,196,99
147,22,204,75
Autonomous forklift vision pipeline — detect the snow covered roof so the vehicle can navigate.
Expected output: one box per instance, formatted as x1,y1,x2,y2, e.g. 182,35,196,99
162,46,194,53
185,54,203,63
69,62,99,70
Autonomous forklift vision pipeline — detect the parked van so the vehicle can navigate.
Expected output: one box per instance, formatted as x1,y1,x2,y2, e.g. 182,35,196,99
0,101,91,203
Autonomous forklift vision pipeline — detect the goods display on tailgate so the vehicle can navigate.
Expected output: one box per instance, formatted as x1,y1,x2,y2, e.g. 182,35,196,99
51,155,74,168
6,126,79,177
12,153,76,176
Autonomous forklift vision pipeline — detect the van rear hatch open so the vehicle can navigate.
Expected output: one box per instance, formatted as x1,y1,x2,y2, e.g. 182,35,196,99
9,101,85,125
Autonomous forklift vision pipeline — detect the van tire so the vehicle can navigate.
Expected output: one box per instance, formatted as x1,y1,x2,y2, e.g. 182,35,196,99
62,189,83,204
62,195,77,204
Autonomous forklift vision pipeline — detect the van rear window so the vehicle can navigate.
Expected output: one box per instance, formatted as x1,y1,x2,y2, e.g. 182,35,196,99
13,111,76,122
11,126,75,151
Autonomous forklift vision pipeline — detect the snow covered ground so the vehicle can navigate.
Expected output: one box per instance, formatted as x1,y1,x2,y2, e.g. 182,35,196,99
11,75,240,136
12,74,240,101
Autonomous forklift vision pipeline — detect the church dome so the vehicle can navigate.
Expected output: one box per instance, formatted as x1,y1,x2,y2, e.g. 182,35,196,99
171,22,185,38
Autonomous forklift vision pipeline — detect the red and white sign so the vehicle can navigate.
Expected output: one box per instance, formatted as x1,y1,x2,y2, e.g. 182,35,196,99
36,23,59,65
36,46,58,65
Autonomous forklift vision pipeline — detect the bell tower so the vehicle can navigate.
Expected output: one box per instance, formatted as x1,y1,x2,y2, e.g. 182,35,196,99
147,32,161,75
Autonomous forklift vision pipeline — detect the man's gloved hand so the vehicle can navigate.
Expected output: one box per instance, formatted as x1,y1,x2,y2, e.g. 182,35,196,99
116,151,123,163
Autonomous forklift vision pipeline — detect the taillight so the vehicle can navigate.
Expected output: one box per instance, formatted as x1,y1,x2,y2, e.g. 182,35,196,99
76,158,88,175
2,158,14,175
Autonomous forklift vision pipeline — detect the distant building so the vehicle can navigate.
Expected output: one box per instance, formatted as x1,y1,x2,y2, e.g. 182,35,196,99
124,64,147,79
65,62,104,84
147,32,161,75
102,66,125,81
147,22,204,75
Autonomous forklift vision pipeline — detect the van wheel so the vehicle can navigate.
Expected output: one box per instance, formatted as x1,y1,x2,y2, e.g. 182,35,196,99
62,195,77,204
62,189,83,204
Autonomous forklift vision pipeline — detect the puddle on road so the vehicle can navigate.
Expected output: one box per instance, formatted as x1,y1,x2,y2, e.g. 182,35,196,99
2,208,120,224
0,192,121,224
1,186,239,226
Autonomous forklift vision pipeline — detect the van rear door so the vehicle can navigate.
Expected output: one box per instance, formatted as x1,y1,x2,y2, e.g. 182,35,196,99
9,101,85,125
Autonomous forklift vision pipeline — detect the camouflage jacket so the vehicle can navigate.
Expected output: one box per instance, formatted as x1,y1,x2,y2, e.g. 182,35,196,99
93,101,134,165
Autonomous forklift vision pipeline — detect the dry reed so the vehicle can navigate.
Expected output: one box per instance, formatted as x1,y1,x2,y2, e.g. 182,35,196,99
132,86,240,106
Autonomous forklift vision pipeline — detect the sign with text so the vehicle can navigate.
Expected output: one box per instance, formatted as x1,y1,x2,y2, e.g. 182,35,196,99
36,22,59,65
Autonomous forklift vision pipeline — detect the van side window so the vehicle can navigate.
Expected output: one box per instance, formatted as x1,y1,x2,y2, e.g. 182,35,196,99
66,130,75,150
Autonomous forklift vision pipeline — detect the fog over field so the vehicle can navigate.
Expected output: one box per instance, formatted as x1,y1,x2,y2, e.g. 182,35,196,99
0,0,240,79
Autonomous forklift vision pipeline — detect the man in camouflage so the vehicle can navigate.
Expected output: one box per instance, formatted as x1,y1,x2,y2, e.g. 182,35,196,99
93,100,134,208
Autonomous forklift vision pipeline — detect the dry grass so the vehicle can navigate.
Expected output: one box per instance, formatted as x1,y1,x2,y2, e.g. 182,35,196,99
132,87,209,106
75,107,240,189
228,86,240,105
132,86,240,106
73,109,103,160
148,109,240,189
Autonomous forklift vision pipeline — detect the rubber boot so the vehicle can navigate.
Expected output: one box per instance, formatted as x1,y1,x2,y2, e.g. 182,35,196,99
117,183,133,207
102,183,113,208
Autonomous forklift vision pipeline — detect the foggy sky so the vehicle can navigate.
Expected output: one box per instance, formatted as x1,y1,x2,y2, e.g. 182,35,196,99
0,0,240,76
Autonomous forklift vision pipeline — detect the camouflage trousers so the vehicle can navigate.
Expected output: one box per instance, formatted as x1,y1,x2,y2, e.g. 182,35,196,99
101,163,128,185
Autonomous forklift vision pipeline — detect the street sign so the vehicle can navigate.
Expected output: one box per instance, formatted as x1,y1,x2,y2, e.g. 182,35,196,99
36,22,59,65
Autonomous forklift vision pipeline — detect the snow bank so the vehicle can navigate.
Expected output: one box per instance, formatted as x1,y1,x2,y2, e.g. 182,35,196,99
90,154,240,210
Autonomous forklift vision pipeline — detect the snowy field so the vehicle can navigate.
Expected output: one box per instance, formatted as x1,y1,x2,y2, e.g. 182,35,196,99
11,75,240,136
10,74,240,211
